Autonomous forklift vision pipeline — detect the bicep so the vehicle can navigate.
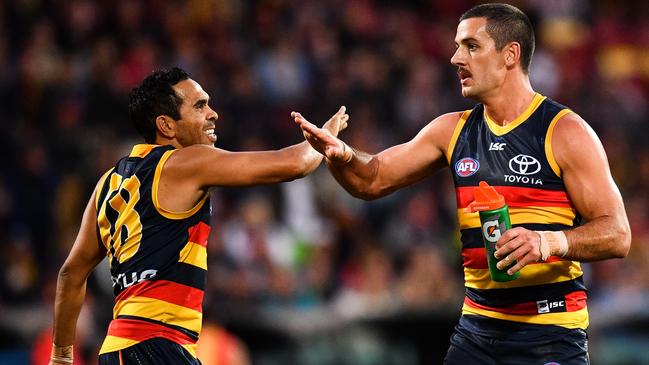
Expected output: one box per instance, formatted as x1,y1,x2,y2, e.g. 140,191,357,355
554,114,626,221
373,113,458,192
61,190,106,278
172,145,307,188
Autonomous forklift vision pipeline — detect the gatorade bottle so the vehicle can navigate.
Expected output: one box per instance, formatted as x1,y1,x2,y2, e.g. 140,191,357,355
467,181,520,282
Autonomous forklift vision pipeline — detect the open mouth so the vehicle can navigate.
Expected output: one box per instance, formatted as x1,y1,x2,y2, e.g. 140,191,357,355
205,127,217,142
458,69,472,82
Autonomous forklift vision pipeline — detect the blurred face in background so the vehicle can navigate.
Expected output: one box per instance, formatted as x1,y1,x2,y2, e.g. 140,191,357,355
451,17,508,100
172,79,219,147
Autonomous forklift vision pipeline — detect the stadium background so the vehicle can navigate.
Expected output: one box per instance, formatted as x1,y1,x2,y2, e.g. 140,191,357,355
0,0,648,364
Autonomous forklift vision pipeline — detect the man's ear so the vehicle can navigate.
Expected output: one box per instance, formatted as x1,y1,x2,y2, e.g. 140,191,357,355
504,42,521,69
156,116,176,139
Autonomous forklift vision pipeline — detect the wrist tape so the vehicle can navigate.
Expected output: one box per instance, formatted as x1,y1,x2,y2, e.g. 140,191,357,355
537,230,568,261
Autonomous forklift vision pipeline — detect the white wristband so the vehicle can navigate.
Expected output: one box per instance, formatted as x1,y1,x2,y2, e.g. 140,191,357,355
537,231,568,261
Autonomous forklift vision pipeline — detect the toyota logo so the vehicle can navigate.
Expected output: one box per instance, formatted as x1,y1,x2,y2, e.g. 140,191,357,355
508,154,541,175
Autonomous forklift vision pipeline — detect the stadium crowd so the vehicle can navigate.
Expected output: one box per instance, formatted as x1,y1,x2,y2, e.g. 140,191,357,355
1,0,648,363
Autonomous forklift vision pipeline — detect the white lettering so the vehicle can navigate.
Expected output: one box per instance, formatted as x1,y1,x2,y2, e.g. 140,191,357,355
111,269,159,289
503,175,543,185
489,142,506,151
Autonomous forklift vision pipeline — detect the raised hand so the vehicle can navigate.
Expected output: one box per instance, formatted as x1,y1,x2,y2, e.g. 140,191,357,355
292,106,352,163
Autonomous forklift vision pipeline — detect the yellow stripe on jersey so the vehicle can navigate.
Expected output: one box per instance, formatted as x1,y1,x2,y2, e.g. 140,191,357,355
99,336,141,355
461,307,589,329
457,206,577,230
129,144,157,158
446,110,472,164
484,93,546,136
464,260,583,290
113,296,203,334
545,109,572,178
152,150,209,220
181,344,198,358
179,242,208,270
95,168,115,210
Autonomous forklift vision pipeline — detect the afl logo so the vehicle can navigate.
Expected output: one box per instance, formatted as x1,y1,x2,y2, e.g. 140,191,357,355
455,157,479,177
509,154,541,175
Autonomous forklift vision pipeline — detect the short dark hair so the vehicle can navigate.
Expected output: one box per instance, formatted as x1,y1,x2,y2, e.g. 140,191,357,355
460,3,535,73
128,67,190,143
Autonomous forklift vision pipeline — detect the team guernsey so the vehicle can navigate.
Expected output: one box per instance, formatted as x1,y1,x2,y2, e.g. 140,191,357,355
447,93,588,329
95,144,211,357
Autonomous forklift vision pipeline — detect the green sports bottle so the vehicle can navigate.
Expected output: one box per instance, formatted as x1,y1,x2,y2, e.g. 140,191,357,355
467,181,520,282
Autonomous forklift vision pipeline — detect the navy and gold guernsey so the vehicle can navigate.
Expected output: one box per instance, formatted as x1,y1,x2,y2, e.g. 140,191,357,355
447,93,588,330
95,144,211,357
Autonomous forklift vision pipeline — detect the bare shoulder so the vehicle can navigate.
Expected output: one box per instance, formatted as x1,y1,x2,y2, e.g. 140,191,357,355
418,111,467,143
164,144,227,171
552,111,606,169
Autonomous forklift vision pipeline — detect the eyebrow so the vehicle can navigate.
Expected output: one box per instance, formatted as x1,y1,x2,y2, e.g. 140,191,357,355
193,98,208,108
456,37,480,45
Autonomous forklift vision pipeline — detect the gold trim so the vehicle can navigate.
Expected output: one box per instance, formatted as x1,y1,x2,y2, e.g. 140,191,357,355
484,93,546,136
95,168,115,210
457,206,577,230
152,150,209,220
464,261,583,289
461,307,589,329
178,242,208,270
446,110,472,164
113,296,202,332
129,144,158,158
545,109,572,178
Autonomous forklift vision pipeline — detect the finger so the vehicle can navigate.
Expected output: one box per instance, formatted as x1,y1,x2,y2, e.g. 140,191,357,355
496,244,527,270
495,227,523,249
505,255,536,275
494,235,525,259
297,117,324,136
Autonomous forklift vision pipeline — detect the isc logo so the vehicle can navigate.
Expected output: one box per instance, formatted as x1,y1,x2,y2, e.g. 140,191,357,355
455,157,480,177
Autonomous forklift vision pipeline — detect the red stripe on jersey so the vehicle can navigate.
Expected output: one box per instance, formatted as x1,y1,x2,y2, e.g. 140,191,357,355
188,221,211,247
462,247,564,269
456,186,573,209
107,318,196,344
464,290,587,315
565,290,588,312
116,280,204,312
464,296,539,314
462,248,489,269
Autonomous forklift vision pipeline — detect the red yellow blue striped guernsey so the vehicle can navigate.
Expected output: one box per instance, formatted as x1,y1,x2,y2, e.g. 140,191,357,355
447,93,588,329
95,144,211,357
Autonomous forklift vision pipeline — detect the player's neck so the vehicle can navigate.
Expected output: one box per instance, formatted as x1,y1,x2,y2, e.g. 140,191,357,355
482,74,536,127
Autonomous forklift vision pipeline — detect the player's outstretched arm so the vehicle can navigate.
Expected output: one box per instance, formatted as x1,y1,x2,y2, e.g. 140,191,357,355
294,111,461,200
495,112,631,275
166,106,348,190
51,189,106,365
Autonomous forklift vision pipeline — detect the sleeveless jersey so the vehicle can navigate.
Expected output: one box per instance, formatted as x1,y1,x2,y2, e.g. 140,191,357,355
95,144,211,357
447,93,588,329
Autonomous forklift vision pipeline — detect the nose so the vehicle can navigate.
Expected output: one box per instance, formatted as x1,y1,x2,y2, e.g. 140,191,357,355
207,106,218,121
451,47,465,67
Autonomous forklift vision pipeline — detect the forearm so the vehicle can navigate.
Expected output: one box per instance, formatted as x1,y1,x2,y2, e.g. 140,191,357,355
326,148,383,200
561,215,631,261
52,267,89,347
279,141,324,179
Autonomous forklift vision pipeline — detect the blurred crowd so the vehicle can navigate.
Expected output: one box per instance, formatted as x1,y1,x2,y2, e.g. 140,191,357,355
1,0,648,364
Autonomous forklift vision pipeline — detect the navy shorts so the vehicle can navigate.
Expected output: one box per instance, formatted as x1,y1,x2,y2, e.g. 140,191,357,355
444,315,589,365
98,337,200,365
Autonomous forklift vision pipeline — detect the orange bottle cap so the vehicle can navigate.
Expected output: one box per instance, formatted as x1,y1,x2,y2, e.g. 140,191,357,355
466,181,505,212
